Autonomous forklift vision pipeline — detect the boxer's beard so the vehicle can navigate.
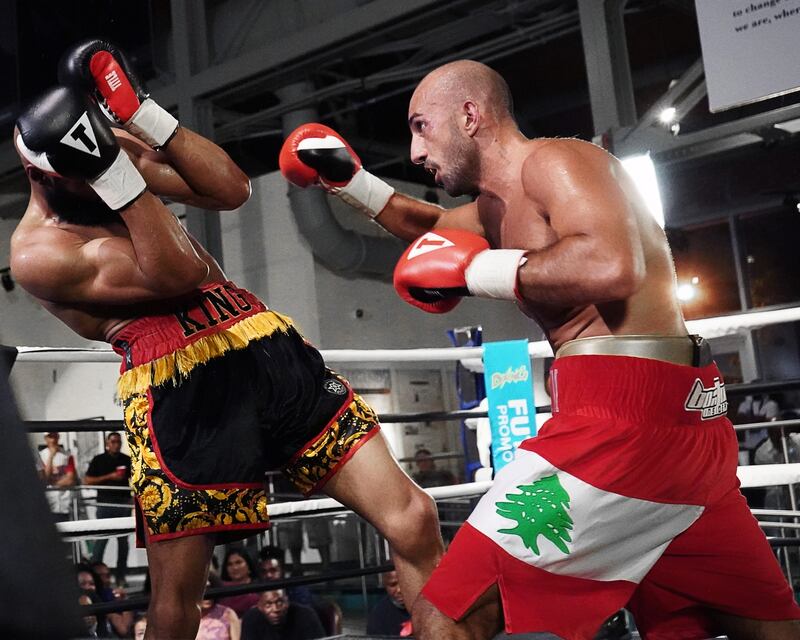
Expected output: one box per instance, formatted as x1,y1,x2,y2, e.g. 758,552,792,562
441,125,480,197
44,183,123,227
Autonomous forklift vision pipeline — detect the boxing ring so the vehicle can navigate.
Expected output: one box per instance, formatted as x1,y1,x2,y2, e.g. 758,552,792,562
8,303,800,617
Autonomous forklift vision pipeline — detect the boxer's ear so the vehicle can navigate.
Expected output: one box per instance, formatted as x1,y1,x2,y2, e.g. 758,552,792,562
463,100,480,137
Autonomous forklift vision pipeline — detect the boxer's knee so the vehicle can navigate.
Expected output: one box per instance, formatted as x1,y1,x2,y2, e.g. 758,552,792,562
146,593,201,639
384,486,441,560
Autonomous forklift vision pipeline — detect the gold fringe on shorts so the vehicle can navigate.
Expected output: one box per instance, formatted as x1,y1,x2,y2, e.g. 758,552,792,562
117,311,293,401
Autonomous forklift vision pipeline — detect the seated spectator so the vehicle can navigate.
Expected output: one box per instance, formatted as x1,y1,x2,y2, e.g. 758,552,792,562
218,548,261,618
198,574,241,640
133,614,147,640
89,560,133,637
241,589,324,640
258,546,313,607
76,563,112,637
366,570,409,636
79,593,99,638
736,391,782,454
258,546,340,635
755,412,800,518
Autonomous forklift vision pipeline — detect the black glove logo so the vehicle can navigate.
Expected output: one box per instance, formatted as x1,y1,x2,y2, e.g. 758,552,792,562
60,112,100,157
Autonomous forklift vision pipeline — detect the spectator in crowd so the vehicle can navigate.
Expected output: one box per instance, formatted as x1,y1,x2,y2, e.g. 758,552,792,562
258,546,313,607
366,570,410,636
79,593,99,638
78,562,133,638
85,432,133,585
755,412,800,510
241,589,324,640
133,614,147,640
219,548,261,617
76,563,112,637
735,390,782,454
197,574,241,640
258,546,340,635
37,432,77,521
258,546,285,582
412,449,456,488
89,560,134,638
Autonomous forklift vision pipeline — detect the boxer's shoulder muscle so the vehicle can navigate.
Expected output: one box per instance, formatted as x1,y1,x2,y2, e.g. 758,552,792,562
520,138,613,203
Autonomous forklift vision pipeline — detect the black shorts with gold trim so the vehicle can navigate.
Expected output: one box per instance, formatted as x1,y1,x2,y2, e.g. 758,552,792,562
117,310,379,546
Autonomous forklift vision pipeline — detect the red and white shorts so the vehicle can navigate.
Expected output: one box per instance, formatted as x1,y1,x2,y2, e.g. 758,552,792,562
422,355,800,640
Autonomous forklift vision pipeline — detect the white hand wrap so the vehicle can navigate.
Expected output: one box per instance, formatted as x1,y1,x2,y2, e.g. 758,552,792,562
465,250,527,300
89,150,147,211
126,98,179,149
328,168,395,219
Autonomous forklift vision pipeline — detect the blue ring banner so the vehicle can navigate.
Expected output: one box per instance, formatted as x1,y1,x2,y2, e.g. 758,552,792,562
482,339,536,472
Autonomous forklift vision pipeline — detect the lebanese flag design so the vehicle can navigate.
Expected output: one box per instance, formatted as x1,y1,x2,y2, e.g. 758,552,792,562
468,448,704,583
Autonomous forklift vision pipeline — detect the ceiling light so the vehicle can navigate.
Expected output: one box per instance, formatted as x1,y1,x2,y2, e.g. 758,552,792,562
677,282,696,302
659,107,677,124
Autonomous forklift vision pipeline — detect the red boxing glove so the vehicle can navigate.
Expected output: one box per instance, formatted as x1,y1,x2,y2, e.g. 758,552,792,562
394,229,527,313
279,123,395,218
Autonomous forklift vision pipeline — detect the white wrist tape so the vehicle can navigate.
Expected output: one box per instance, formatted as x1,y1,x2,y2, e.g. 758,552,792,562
89,151,147,211
330,168,395,218
465,250,527,300
126,98,179,149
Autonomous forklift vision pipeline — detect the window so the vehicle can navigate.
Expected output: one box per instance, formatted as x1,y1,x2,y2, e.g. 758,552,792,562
739,207,800,308
668,221,740,320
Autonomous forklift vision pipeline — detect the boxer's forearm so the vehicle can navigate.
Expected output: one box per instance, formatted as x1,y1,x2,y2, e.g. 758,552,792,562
373,193,445,242
517,235,644,306
160,127,251,210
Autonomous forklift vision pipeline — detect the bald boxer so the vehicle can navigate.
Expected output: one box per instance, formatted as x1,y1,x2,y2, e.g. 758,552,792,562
281,60,800,639
11,39,441,640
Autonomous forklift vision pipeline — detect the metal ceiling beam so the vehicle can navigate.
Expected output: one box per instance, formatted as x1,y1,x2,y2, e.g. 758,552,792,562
579,0,637,135
620,101,800,164
171,0,224,265
153,0,446,107
618,58,704,145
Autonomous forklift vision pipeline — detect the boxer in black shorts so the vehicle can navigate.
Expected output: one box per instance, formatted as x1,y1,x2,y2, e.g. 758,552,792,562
10,39,442,639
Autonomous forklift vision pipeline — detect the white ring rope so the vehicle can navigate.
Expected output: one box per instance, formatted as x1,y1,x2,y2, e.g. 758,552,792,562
58,464,800,542
57,481,494,542
15,305,800,363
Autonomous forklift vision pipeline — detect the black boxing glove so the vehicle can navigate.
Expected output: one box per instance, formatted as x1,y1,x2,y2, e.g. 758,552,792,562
16,86,147,211
58,38,178,149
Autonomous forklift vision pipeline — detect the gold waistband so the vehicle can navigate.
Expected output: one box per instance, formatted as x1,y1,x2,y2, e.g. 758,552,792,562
555,334,710,367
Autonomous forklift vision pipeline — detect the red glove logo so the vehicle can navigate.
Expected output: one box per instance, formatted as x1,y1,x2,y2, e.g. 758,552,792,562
407,232,456,260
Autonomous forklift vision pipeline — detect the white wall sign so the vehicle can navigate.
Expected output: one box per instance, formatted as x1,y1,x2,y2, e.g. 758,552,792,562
695,0,800,111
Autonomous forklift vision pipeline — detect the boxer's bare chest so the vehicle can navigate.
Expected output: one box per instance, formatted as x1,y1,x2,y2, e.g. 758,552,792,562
475,178,608,340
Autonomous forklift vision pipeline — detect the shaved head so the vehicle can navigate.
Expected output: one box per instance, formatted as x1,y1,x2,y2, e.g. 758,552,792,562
414,60,514,120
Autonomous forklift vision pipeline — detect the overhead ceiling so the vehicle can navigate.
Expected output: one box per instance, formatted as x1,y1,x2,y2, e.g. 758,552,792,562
1,0,799,227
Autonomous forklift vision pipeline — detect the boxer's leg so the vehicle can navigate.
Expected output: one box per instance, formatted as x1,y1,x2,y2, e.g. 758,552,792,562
144,534,215,639
413,585,503,640
322,432,443,605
